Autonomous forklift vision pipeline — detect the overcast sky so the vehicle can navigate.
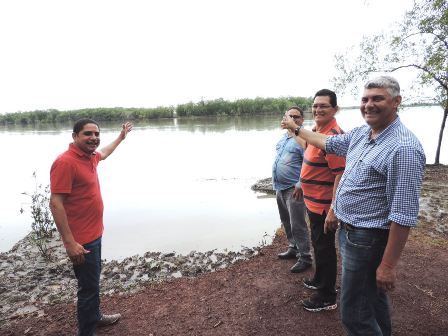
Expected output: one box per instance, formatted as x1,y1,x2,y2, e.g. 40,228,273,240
0,0,415,114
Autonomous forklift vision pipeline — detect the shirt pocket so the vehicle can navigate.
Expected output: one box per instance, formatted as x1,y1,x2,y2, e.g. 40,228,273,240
282,146,301,165
276,143,282,152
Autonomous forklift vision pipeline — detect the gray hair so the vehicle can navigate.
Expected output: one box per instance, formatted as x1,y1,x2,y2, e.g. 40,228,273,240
364,76,400,98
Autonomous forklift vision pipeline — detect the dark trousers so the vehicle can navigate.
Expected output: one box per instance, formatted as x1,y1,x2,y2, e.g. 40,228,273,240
73,237,102,336
307,209,337,300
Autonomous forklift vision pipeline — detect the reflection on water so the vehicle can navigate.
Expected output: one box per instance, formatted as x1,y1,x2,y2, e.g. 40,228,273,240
0,107,446,260
0,114,284,133
127,115,285,133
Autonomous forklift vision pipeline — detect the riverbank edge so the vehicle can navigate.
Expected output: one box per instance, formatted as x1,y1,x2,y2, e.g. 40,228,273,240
0,230,267,324
1,164,446,325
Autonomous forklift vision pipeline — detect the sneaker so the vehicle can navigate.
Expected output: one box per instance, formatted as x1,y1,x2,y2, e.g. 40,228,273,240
97,313,121,327
302,278,320,290
302,294,337,312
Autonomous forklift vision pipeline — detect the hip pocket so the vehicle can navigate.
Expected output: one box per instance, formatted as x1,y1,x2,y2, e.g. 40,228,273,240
345,229,375,249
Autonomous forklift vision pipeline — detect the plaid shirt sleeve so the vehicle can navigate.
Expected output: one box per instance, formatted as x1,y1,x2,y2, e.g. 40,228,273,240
325,129,354,157
386,145,426,226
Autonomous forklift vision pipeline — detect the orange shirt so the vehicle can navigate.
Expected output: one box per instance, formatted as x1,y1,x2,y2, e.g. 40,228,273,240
50,143,104,245
300,118,345,215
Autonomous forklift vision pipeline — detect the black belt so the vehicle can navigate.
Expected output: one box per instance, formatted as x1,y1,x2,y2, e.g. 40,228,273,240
340,221,389,234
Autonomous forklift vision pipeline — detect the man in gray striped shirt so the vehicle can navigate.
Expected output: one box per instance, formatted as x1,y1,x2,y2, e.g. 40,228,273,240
282,76,425,336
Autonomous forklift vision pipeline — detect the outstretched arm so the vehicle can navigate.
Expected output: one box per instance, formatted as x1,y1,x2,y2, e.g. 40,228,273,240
293,133,307,149
98,122,133,160
49,193,90,265
281,116,328,150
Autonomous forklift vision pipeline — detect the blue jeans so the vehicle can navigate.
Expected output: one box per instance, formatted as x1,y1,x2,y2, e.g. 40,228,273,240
73,237,102,336
276,188,312,263
339,224,391,336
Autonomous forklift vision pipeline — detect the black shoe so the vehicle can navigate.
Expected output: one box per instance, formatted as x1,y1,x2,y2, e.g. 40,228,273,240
278,248,297,260
303,278,320,290
290,260,312,273
97,313,121,327
302,294,337,312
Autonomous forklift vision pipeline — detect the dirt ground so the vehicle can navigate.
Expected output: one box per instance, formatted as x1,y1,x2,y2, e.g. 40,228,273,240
1,166,448,336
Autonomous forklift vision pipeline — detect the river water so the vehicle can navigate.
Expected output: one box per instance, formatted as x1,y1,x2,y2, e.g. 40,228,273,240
0,106,446,260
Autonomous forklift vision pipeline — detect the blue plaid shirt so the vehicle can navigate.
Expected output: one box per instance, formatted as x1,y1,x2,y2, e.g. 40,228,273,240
272,133,304,191
325,117,425,229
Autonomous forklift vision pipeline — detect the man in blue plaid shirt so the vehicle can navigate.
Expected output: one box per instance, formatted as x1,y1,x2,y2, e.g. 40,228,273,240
282,76,425,336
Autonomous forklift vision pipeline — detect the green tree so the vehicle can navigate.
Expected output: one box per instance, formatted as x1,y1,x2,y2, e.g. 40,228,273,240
333,0,447,164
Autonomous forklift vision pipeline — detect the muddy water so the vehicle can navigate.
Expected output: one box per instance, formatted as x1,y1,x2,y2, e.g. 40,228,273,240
0,106,446,260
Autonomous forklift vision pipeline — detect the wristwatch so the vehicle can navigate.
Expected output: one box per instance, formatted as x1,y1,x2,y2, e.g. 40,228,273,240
294,126,303,136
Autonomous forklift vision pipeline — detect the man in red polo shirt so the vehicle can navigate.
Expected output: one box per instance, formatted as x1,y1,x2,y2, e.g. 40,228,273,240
50,118,132,336
283,89,345,312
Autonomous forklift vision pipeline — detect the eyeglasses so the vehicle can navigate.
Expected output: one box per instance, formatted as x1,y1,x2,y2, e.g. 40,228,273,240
289,114,303,119
82,131,100,137
312,104,333,109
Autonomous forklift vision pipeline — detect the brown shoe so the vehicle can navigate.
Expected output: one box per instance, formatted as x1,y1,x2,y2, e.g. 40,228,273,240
97,313,121,327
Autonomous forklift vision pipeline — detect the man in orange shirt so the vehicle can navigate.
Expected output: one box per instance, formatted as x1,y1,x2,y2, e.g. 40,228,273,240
50,118,132,336
283,89,345,312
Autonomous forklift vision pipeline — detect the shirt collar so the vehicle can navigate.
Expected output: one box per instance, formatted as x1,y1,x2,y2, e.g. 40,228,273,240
316,118,338,134
368,116,401,144
68,143,97,159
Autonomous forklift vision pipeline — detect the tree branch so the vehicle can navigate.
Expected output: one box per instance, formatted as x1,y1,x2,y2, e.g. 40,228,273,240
388,64,448,91
400,31,448,49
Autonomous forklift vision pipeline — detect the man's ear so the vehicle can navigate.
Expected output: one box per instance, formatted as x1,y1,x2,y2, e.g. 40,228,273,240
393,95,402,109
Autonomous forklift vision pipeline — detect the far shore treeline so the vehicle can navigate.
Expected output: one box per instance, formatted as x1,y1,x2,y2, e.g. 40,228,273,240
0,96,314,125
1,97,436,126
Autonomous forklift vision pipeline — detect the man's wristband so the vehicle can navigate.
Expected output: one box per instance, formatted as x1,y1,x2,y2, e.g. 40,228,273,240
294,126,303,136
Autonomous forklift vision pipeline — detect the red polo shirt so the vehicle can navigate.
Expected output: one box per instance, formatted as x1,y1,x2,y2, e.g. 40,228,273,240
50,143,104,245
301,118,346,215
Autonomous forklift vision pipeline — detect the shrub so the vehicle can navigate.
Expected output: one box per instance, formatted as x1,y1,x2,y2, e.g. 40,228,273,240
21,172,56,259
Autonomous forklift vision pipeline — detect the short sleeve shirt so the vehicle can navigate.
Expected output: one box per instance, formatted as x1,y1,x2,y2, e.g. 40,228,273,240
50,143,104,244
272,133,304,191
300,118,346,214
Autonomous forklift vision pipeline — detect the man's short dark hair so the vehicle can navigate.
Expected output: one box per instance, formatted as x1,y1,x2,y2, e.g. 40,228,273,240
288,106,304,117
73,118,100,134
314,89,337,107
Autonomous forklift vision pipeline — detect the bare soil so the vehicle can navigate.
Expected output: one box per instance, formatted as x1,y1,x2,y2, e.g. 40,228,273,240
1,165,447,336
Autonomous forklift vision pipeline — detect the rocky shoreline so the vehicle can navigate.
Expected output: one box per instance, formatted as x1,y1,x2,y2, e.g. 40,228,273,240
0,233,261,324
1,164,446,326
